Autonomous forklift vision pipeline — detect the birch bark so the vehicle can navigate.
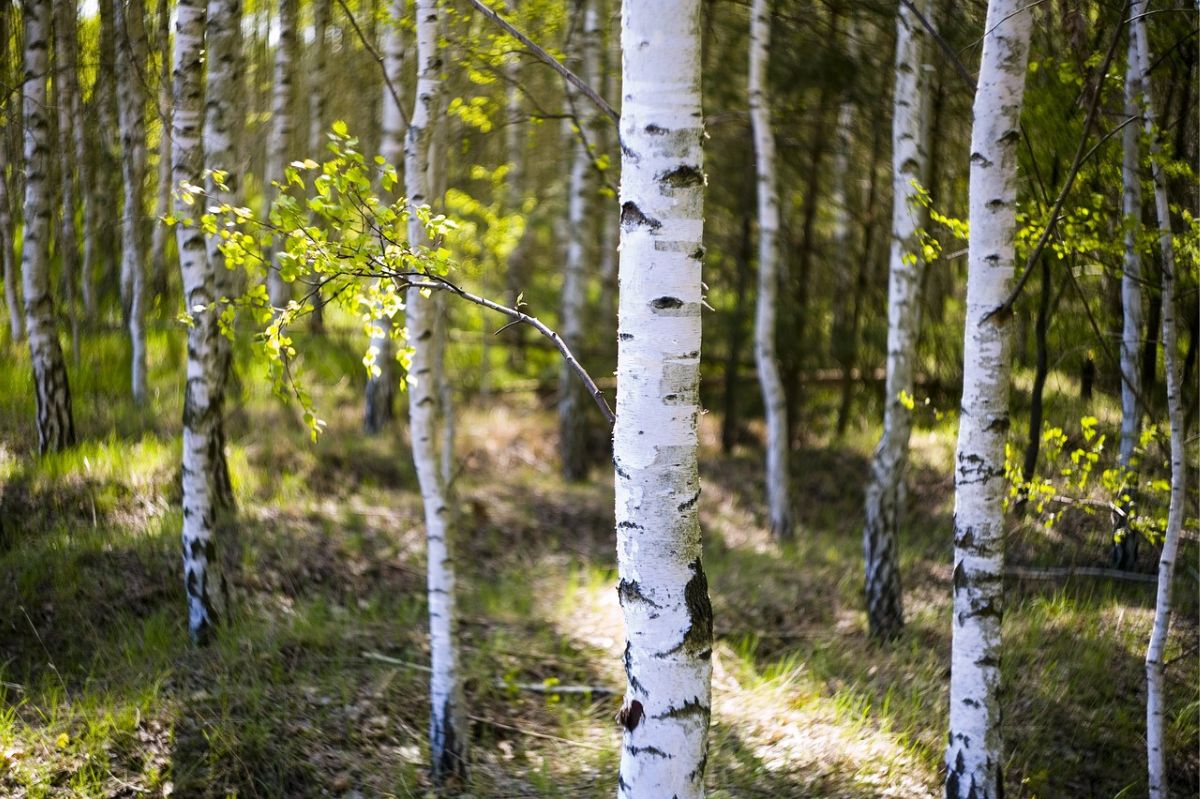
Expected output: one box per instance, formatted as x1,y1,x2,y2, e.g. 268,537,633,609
306,0,330,332
115,0,150,403
265,0,298,308
364,0,406,435
405,0,466,782
53,0,81,357
861,0,932,641
945,1,1032,796
21,0,76,453
558,0,600,480
614,1,711,796
749,0,792,540
175,0,222,644
1130,6,1188,795
203,0,243,513
1114,15,1145,569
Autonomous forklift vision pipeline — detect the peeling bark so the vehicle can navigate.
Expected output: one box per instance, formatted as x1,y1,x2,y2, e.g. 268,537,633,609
615,1,711,796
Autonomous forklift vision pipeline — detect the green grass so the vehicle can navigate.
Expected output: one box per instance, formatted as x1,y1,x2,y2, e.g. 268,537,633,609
0,325,1196,797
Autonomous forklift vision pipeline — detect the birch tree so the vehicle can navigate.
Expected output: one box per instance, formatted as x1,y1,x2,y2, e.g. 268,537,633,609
406,0,466,781
748,0,792,540
203,0,243,513
306,0,331,332
115,0,150,403
21,0,76,453
53,0,81,355
861,0,931,641
1130,5,1188,794
945,1,1032,796
614,1,712,795
558,0,600,480
364,0,405,435
265,0,298,308
174,0,222,644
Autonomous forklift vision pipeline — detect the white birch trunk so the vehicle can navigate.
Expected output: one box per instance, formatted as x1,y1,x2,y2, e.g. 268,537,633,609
0,113,21,341
945,2,1032,796
115,0,150,403
1131,7,1188,796
558,0,600,481
151,0,173,298
364,0,406,435
53,0,81,359
265,0,298,308
405,0,465,781
861,0,931,640
175,0,222,644
1114,16,1145,569
21,0,76,453
203,0,243,513
749,0,792,540
305,0,331,332
615,1,711,796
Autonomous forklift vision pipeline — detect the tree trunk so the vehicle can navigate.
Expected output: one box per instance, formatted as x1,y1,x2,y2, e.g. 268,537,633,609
749,0,791,540
264,0,298,308
116,0,150,403
861,0,932,642
203,0,242,514
175,0,222,644
830,16,859,436
406,0,466,782
1020,255,1053,486
558,0,600,481
53,0,81,360
363,0,406,435
307,0,331,334
614,1,712,796
21,0,76,454
944,2,1032,796
1114,19,1145,568
150,0,173,300
720,205,752,455
1130,6,1188,796
0,58,21,341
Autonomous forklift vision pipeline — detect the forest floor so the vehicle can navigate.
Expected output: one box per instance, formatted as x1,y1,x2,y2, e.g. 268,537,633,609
0,327,1196,798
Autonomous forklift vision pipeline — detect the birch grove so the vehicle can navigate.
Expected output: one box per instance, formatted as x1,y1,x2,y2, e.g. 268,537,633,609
406,0,466,782
265,0,298,309
748,0,792,541
21,0,76,453
945,1,1032,796
614,1,712,795
1130,4,1189,795
861,0,931,641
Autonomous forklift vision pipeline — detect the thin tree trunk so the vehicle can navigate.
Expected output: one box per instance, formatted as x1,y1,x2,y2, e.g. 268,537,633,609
615,1,712,795
558,0,600,481
861,0,932,642
406,0,465,782
1114,18,1145,568
307,0,331,334
175,0,222,644
53,0,81,361
1020,255,1052,485
204,0,242,514
1130,6,1187,796
720,207,752,455
363,0,406,435
21,0,76,454
265,0,298,308
749,0,791,539
0,59,21,341
116,0,150,403
945,1,1032,796
150,0,173,299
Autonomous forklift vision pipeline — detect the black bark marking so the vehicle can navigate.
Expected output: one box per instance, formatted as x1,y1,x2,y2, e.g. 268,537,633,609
618,579,662,609
659,165,704,189
644,124,668,135
651,296,684,310
654,696,710,722
625,744,671,758
677,490,701,512
618,699,644,731
623,642,648,695
620,201,661,231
